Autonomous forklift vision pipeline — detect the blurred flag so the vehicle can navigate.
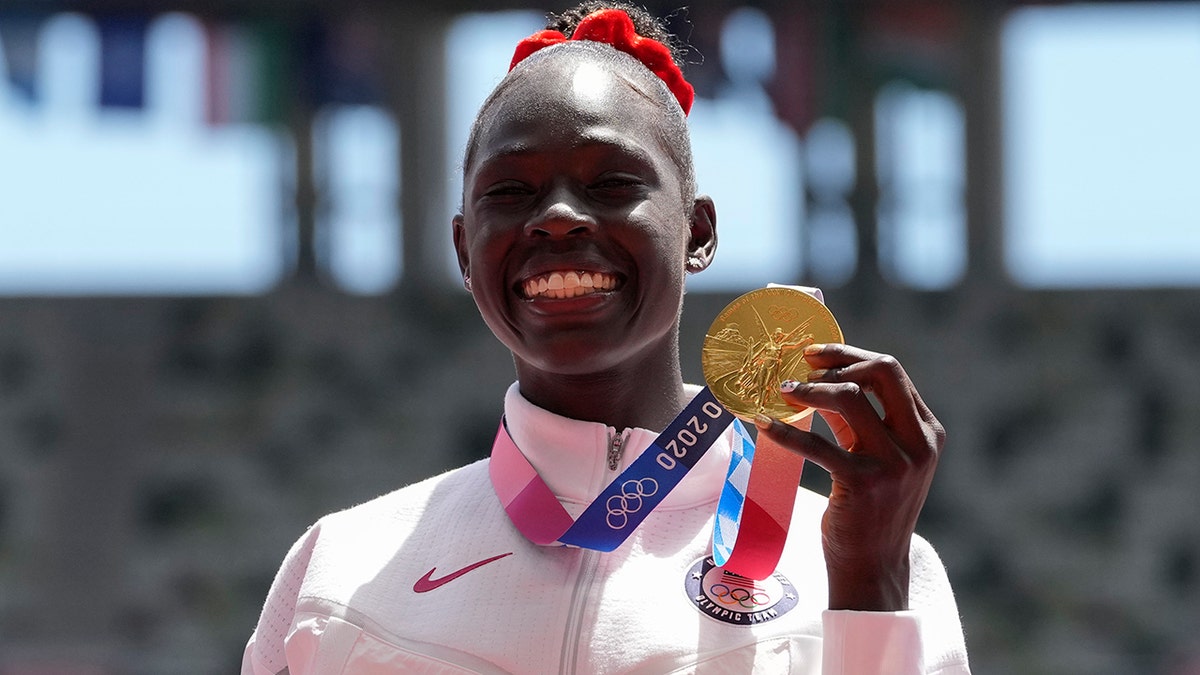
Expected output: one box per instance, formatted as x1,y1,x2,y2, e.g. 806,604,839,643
0,15,42,102
204,19,289,125
97,14,149,108
312,14,385,105
768,7,820,133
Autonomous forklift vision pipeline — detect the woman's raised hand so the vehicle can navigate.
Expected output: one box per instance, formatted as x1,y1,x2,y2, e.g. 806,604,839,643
753,343,945,611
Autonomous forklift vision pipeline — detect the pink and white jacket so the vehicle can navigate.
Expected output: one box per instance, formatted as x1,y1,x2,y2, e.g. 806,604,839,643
242,383,971,674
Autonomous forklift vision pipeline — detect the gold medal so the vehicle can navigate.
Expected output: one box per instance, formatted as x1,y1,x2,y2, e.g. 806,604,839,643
702,287,844,423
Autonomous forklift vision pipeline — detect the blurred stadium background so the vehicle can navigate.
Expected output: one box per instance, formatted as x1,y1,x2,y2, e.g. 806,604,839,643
1,1,1199,673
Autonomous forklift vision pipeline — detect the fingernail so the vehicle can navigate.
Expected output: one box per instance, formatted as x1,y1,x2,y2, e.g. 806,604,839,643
805,369,827,383
803,344,825,355
753,413,774,430
779,380,800,393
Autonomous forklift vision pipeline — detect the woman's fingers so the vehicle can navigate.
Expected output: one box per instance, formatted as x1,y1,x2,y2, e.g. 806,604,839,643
816,409,857,451
801,344,939,453
778,379,893,457
753,414,856,476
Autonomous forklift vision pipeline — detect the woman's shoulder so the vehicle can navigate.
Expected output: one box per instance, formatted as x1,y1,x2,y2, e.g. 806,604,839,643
320,458,493,530
272,458,504,597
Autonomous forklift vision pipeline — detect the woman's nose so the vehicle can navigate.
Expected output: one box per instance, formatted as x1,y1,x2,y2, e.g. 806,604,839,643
524,188,597,238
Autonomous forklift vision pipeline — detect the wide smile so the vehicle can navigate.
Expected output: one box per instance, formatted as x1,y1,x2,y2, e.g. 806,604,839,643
518,270,621,300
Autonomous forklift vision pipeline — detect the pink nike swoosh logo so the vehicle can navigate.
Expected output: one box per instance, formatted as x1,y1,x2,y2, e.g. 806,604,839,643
413,552,513,593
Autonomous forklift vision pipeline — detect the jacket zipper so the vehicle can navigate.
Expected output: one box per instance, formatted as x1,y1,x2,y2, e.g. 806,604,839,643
606,430,625,471
559,429,627,674
559,548,600,675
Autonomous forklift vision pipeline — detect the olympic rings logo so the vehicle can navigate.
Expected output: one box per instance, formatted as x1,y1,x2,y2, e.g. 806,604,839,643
605,478,659,530
708,583,771,609
767,304,800,323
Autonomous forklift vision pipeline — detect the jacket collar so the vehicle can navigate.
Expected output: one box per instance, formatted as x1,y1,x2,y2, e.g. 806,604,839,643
502,382,732,509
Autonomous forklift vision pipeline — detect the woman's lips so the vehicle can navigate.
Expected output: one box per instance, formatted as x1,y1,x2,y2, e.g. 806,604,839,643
519,270,619,299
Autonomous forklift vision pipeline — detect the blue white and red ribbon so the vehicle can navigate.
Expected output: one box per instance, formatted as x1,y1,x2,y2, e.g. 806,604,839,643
489,387,734,552
711,418,755,566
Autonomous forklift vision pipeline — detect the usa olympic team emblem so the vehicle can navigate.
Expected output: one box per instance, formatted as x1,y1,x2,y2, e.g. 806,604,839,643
684,556,797,625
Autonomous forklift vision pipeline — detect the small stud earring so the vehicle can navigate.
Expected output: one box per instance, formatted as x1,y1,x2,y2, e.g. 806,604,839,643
685,256,704,273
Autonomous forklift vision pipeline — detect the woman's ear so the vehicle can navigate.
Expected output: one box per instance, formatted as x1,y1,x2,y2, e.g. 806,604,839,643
686,195,717,273
452,214,472,288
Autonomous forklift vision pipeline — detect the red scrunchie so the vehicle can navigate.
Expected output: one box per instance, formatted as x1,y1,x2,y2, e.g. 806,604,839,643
508,9,694,116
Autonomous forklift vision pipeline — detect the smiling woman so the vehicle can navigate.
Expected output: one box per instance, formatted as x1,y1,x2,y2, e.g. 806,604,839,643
452,32,712,424
242,4,970,674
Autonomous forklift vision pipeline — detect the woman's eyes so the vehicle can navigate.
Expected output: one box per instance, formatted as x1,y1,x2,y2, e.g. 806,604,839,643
478,173,648,204
591,176,641,189
482,182,534,197
478,184,537,206
588,174,648,195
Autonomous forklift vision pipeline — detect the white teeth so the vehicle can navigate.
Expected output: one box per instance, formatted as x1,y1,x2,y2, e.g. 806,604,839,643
522,270,617,299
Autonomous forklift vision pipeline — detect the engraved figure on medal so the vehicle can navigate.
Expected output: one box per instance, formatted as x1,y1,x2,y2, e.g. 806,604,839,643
735,319,816,412
702,287,843,422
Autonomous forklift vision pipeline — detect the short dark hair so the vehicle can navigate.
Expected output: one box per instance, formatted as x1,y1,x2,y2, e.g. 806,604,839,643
545,1,687,69
460,4,696,207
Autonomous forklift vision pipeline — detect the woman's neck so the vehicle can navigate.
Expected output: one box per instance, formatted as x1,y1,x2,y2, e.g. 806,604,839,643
515,356,689,432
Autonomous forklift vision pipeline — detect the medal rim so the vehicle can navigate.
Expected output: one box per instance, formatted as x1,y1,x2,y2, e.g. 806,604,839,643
701,287,844,423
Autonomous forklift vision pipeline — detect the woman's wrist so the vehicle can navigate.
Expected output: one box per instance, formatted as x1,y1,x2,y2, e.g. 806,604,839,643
826,556,910,612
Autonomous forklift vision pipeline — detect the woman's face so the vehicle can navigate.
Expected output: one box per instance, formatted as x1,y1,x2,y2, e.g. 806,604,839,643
454,56,714,380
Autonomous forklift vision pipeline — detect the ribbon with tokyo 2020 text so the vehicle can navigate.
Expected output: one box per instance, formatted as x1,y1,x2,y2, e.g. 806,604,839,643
489,386,734,552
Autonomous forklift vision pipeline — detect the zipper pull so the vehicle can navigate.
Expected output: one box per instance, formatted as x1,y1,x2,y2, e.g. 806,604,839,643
607,431,624,471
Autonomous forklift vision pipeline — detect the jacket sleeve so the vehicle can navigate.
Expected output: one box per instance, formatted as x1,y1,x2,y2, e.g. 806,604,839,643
819,535,971,675
241,523,322,675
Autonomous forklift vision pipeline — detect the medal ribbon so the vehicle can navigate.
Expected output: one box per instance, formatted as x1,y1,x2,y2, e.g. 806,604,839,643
712,424,807,580
489,387,734,552
711,419,755,563
709,284,825,579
